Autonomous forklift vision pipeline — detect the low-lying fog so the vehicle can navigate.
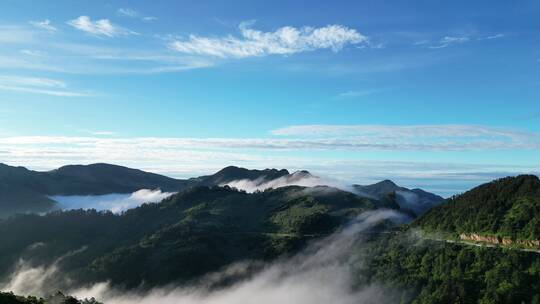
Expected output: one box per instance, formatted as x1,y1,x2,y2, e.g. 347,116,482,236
1,210,406,304
51,189,176,213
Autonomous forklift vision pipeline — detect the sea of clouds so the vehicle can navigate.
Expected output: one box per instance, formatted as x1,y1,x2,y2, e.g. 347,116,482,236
50,189,176,213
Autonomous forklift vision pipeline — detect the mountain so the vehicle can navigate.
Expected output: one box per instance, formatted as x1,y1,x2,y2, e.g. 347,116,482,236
355,174,540,303
0,162,443,219
415,174,540,240
193,165,291,186
352,179,445,215
0,184,388,291
4,173,538,303
0,163,188,217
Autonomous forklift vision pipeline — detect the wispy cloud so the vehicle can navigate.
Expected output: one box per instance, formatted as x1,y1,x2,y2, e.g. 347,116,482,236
335,89,383,99
0,25,36,44
478,33,505,40
271,124,532,138
20,49,45,57
117,8,157,22
0,75,89,97
117,8,138,18
169,22,367,58
0,124,537,153
0,41,212,74
270,124,540,150
29,19,57,32
429,36,469,49
82,130,117,136
67,16,136,37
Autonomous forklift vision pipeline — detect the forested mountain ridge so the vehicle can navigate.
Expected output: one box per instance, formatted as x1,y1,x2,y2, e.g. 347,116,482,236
192,165,291,186
414,174,540,240
354,174,540,303
0,184,389,291
0,163,441,218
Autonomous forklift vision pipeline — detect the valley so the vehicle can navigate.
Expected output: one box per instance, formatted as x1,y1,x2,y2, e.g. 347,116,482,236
1,164,539,303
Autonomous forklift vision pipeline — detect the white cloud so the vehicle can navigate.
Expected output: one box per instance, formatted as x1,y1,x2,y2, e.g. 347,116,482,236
169,22,368,58
117,8,139,18
117,8,157,22
67,16,136,37
29,19,57,32
0,75,89,97
429,36,469,49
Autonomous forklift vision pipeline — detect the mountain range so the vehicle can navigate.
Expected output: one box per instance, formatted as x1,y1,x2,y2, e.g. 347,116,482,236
0,163,443,218
1,163,539,303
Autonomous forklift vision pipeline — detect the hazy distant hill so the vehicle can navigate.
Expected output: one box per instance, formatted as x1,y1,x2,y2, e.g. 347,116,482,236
0,163,189,217
353,179,445,215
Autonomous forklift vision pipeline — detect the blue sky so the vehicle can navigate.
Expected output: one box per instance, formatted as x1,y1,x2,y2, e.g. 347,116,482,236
0,0,539,196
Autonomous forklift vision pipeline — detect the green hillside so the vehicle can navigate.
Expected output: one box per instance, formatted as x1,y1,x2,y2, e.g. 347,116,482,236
353,174,540,303
0,185,384,290
415,175,540,240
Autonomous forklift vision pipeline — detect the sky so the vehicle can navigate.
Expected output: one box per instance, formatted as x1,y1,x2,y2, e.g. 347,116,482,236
0,0,539,196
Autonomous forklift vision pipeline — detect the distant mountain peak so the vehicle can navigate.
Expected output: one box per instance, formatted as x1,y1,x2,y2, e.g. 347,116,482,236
375,179,399,188
352,179,444,215
289,170,315,178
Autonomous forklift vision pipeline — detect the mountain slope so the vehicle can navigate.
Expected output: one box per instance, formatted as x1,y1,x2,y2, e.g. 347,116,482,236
0,163,189,217
0,184,387,290
354,175,540,303
415,174,540,240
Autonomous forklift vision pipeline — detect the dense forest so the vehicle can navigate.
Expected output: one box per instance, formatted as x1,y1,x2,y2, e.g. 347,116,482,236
415,175,540,240
355,231,540,303
349,174,540,303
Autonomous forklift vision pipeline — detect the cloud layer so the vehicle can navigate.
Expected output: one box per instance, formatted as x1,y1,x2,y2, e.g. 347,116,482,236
169,23,367,58
0,75,89,97
1,123,538,196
